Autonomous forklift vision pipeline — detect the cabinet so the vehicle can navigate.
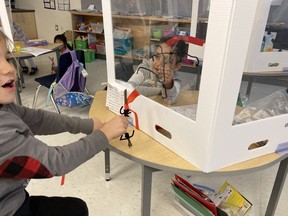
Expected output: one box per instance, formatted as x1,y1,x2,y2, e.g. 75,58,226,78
70,11,206,64
12,10,38,39
70,11,104,54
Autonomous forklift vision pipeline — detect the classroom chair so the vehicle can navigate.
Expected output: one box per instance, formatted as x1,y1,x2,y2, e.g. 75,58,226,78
32,50,90,113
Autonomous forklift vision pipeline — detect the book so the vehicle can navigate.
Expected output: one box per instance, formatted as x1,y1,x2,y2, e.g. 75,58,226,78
24,39,48,47
211,181,252,216
172,184,214,216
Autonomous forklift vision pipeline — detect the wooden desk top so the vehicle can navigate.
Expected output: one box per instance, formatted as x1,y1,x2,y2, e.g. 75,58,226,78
149,91,199,107
89,91,287,175
11,41,62,58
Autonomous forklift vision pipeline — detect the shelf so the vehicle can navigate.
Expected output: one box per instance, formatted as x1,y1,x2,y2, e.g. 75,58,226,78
70,11,103,17
70,11,202,62
112,14,192,24
70,11,199,24
72,30,103,35
150,38,160,42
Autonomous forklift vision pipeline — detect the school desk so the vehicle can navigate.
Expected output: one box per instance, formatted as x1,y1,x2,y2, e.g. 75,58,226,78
89,90,288,216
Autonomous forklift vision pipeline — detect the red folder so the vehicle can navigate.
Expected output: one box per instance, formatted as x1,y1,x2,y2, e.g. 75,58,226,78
172,175,218,216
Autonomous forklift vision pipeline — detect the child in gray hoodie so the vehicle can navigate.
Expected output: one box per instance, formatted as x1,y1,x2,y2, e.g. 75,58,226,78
0,30,128,216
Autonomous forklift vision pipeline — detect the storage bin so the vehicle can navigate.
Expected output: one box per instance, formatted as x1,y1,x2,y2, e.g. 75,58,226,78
75,39,88,50
96,42,106,54
88,42,96,50
183,55,194,65
90,23,104,33
163,29,174,36
114,37,133,55
84,49,95,63
152,28,163,39
67,40,73,49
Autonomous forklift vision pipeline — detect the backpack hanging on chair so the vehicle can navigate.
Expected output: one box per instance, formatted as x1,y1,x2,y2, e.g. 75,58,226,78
51,51,93,107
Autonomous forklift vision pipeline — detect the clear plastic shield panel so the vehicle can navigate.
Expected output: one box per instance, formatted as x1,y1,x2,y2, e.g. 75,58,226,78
99,0,210,122
235,0,288,125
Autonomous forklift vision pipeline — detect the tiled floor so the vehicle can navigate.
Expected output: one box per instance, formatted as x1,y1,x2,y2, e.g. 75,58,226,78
19,54,287,215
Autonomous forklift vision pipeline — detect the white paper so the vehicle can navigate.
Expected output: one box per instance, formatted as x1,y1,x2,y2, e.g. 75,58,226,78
106,84,124,114
21,47,52,57
87,4,94,10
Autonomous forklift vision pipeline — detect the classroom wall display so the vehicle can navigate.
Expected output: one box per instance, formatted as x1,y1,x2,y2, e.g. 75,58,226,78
43,0,56,10
58,0,70,11
102,0,288,173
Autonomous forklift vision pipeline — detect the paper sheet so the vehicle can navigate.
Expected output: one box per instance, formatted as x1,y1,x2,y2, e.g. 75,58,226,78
106,84,124,114
21,47,52,57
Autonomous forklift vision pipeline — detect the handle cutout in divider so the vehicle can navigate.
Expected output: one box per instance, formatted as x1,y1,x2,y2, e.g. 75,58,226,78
155,124,172,139
248,139,268,150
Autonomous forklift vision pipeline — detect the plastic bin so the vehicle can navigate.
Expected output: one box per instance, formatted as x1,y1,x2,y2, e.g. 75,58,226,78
152,28,163,39
114,37,133,55
75,39,88,50
96,42,105,54
90,23,104,33
84,49,95,63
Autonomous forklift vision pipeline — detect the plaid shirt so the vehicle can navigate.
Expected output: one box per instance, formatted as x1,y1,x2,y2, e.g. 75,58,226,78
12,21,28,42
0,156,53,179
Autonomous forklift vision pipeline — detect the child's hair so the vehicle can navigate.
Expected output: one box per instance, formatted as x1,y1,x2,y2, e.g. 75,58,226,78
54,33,73,50
160,35,186,64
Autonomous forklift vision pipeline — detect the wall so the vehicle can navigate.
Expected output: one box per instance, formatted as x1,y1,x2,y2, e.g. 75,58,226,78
16,1,81,42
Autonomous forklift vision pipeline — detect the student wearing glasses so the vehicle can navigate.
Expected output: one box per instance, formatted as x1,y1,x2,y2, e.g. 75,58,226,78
128,35,186,105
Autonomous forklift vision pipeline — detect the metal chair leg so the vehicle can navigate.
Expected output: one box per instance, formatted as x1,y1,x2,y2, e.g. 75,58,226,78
50,95,61,114
32,85,42,108
85,87,91,95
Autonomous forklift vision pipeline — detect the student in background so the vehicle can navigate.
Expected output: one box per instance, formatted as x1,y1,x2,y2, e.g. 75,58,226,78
128,35,186,105
54,33,73,55
12,21,38,75
0,30,128,216
51,34,73,74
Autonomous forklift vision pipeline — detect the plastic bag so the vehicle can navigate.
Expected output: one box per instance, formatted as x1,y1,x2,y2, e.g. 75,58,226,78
233,88,288,124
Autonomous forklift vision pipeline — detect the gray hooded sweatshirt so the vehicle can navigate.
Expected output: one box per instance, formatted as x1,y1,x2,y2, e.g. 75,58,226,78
0,103,109,215
128,59,183,104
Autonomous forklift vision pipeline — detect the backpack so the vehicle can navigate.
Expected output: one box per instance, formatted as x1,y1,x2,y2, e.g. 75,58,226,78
51,51,93,107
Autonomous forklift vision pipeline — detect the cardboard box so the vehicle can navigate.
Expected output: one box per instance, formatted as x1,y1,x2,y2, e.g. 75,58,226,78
102,0,287,172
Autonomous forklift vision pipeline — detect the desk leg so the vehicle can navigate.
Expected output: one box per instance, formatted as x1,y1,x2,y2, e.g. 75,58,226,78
265,157,288,216
245,77,254,101
141,165,159,216
15,78,22,105
104,148,111,181
195,65,202,91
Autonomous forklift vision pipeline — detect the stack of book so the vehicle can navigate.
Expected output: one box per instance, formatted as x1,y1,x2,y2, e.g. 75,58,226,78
171,175,252,216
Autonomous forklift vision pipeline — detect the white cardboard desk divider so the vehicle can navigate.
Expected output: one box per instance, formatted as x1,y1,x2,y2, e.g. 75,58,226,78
102,0,288,172
245,0,288,72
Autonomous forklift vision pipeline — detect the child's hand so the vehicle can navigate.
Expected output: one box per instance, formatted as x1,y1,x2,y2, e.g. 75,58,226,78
91,117,104,131
158,64,175,89
51,66,58,74
100,116,128,141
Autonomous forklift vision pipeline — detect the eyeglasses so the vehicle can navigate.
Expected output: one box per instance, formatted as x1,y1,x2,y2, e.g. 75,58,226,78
136,49,200,99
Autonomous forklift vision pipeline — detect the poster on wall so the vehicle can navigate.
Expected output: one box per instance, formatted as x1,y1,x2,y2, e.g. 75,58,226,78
43,0,56,10
58,0,70,11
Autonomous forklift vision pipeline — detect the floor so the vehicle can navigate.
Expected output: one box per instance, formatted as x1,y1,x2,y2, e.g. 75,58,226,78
18,53,288,216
